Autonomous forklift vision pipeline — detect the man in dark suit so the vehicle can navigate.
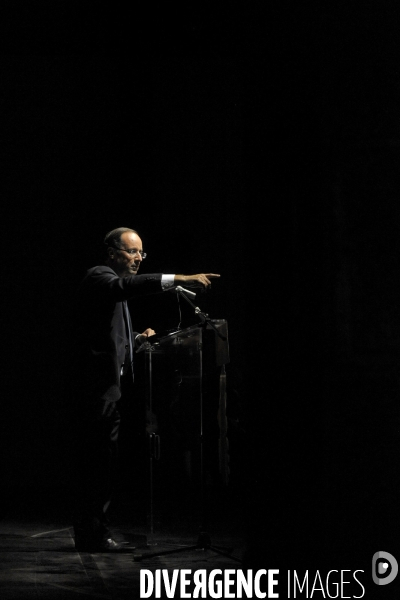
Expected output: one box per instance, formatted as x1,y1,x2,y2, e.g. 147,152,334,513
72,226,220,552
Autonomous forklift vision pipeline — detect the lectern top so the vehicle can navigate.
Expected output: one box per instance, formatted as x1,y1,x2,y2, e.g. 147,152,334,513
137,319,229,366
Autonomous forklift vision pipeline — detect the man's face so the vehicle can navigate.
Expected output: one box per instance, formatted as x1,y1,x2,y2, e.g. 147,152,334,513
109,231,145,277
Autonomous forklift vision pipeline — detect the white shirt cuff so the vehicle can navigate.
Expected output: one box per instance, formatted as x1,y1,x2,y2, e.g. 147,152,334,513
161,274,175,290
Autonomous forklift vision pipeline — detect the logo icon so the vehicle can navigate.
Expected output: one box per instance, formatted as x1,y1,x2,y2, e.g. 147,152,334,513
372,551,398,586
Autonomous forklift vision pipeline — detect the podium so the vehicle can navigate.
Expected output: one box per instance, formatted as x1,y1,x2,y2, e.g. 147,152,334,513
139,319,230,548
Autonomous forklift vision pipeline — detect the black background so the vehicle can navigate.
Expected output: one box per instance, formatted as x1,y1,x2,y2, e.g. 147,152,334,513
1,3,399,591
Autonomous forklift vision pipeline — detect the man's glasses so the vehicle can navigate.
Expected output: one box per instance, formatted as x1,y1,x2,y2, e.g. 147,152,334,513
114,246,147,259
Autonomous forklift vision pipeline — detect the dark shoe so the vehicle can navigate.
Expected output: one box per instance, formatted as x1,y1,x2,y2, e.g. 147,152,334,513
98,538,134,552
75,536,135,553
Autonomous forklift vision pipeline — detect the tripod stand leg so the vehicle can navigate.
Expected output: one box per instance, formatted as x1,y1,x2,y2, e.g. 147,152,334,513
196,530,242,562
133,539,242,563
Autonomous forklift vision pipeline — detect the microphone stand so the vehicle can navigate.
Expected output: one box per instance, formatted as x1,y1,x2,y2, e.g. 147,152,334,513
134,287,239,563
174,286,227,341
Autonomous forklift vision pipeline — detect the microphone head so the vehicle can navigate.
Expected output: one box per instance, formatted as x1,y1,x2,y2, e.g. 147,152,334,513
176,286,196,298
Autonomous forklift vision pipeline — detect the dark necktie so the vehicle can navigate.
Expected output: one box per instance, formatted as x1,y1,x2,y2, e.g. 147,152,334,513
123,300,134,376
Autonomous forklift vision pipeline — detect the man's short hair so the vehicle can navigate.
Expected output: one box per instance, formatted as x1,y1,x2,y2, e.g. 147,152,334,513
104,227,138,249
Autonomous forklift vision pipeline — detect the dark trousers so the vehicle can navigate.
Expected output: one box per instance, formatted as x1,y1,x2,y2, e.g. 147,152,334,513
72,398,121,544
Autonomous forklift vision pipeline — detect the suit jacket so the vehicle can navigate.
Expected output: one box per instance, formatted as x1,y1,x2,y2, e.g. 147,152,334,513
74,265,163,403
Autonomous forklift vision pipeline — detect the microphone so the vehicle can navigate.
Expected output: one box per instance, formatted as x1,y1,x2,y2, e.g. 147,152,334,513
175,285,196,299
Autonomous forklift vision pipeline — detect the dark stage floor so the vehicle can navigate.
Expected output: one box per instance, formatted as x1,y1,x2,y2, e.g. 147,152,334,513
0,485,247,600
